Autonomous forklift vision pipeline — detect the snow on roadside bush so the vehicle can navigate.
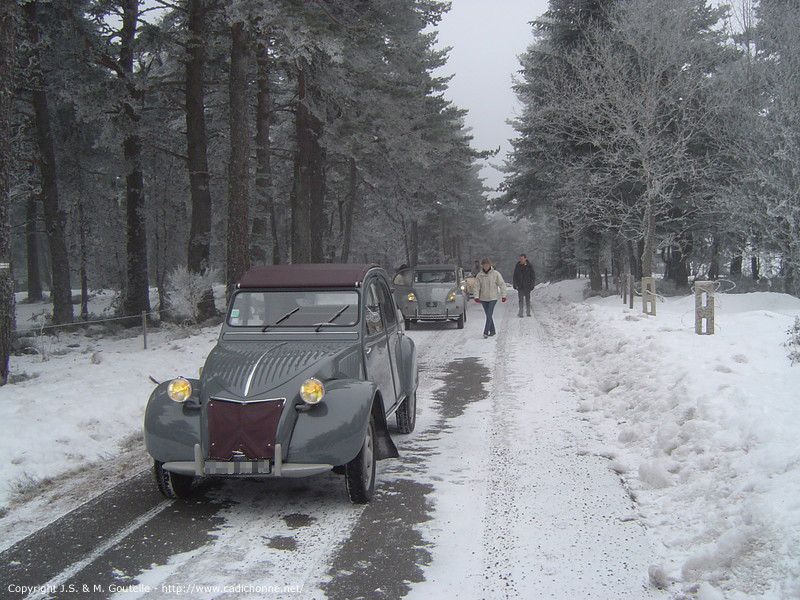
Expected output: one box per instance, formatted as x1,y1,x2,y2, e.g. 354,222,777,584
164,266,220,323
535,280,800,599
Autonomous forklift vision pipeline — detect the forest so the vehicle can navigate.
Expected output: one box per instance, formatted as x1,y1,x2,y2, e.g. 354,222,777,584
501,0,800,297
0,0,489,342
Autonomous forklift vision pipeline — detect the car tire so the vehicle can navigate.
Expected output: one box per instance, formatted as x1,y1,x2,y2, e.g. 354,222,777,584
405,319,412,330
456,312,465,329
154,460,195,499
395,391,416,434
345,414,376,504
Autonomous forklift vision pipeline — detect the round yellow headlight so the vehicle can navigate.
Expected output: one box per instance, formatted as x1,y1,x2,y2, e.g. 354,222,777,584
167,377,192,403
300,378,325,405
448,291,457,301
407,292,416,302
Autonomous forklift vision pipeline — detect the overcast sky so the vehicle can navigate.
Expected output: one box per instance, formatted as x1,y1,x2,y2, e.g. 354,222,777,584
433,0,550,195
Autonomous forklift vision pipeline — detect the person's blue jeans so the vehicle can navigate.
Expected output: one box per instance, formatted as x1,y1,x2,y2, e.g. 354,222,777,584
481,300,497,335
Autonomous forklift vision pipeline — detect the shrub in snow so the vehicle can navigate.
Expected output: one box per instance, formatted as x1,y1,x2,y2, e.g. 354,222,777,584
164,266,220,323
785,316,800,365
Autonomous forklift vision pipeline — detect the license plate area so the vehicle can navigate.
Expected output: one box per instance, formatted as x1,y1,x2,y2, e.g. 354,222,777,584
426,301,438,308
204,459,271,475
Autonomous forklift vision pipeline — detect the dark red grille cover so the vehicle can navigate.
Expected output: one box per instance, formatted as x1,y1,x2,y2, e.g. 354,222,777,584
207,398,285,460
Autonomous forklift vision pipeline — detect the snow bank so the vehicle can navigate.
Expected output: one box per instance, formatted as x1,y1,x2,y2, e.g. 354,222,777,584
536,280,800,599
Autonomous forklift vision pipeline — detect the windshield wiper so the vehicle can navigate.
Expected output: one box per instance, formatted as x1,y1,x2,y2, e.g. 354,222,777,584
314,305,350,332
262,307,300,332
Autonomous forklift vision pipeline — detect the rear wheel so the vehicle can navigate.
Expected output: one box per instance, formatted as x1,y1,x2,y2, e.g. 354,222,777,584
154,460,195,499
396,391,417,434
345,414,376,504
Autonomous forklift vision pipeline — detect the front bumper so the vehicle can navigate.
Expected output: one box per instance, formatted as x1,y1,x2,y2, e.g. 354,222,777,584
402,306,460,321
162,443,333,478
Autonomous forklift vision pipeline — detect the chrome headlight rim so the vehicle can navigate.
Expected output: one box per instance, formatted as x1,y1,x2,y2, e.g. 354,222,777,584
167,377,193,403
300,377,325,405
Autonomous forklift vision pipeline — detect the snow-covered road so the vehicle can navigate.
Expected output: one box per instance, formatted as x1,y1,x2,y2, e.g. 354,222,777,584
1,293,669,600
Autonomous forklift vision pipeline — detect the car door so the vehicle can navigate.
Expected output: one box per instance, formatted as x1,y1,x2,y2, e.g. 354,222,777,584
363,280,397,415
376,278,405,406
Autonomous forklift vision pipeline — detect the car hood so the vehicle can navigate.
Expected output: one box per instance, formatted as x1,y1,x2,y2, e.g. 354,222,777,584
413,284,458,302
200,340,360,399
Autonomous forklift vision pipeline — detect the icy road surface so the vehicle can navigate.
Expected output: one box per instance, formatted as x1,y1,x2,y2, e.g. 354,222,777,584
0,295,666,600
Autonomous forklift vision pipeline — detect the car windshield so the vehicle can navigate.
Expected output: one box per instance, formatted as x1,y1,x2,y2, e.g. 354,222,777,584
414,270,455,284
227,290,360,328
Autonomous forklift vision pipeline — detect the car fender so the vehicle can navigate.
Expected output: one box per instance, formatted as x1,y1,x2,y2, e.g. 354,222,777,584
287,379,397,466
144,379,202,463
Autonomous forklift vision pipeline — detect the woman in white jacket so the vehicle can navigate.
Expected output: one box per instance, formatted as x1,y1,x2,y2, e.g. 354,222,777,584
473,258,507,338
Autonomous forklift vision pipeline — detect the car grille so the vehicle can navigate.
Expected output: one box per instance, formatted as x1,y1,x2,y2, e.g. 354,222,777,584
207,398,285,460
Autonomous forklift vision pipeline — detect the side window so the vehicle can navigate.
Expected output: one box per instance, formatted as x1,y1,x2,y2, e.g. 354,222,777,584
365,283,385,336
376,281,398,332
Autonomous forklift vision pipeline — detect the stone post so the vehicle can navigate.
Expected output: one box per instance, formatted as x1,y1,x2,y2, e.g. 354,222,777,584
695,281,715,335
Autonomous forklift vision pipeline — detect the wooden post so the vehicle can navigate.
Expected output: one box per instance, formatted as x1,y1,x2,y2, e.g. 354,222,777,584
628,274,634,310
142,310,148,349
622,273,628,305
695,281,715,335
642,277,656,315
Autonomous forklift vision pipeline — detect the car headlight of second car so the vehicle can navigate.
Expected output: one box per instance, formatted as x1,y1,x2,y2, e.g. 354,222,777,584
300,377,325,404
407,292,416,302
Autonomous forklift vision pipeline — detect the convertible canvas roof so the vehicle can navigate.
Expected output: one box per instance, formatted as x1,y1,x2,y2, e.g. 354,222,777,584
238,263,380,289
414,264,458,270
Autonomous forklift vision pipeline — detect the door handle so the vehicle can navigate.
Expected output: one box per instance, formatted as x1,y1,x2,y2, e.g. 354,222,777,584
365,346,374,356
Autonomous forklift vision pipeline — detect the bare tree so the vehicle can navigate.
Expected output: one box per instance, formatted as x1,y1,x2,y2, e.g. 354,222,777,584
532,0,725,278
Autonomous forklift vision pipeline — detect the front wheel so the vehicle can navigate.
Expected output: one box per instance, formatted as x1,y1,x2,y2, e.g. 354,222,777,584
456,312,465,329
404,319,412,330
154,460,195,499
345,414,376,504
396,391,417,434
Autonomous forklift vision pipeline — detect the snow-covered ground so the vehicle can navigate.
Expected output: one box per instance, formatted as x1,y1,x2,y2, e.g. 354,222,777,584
535,280,800,600
1,281,798,599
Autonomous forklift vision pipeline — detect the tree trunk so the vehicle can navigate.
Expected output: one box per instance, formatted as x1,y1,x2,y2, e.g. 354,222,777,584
708,235,719,280
730,254,743,277
589,257,602,292
185,0,215,320
78,198,88,319
226,21,250,297
641,196,656,278
25,195,42,302
120,0,150,318
23,0,73,324
751,256,760,281
252,41,280,266
410,219,419,267
310,139,326,263
340,157,357,263
292,64,312,264
293,61,326,264
0,0,17,384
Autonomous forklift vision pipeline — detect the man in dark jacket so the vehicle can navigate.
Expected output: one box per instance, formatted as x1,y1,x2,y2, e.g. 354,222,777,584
512,254,535,317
